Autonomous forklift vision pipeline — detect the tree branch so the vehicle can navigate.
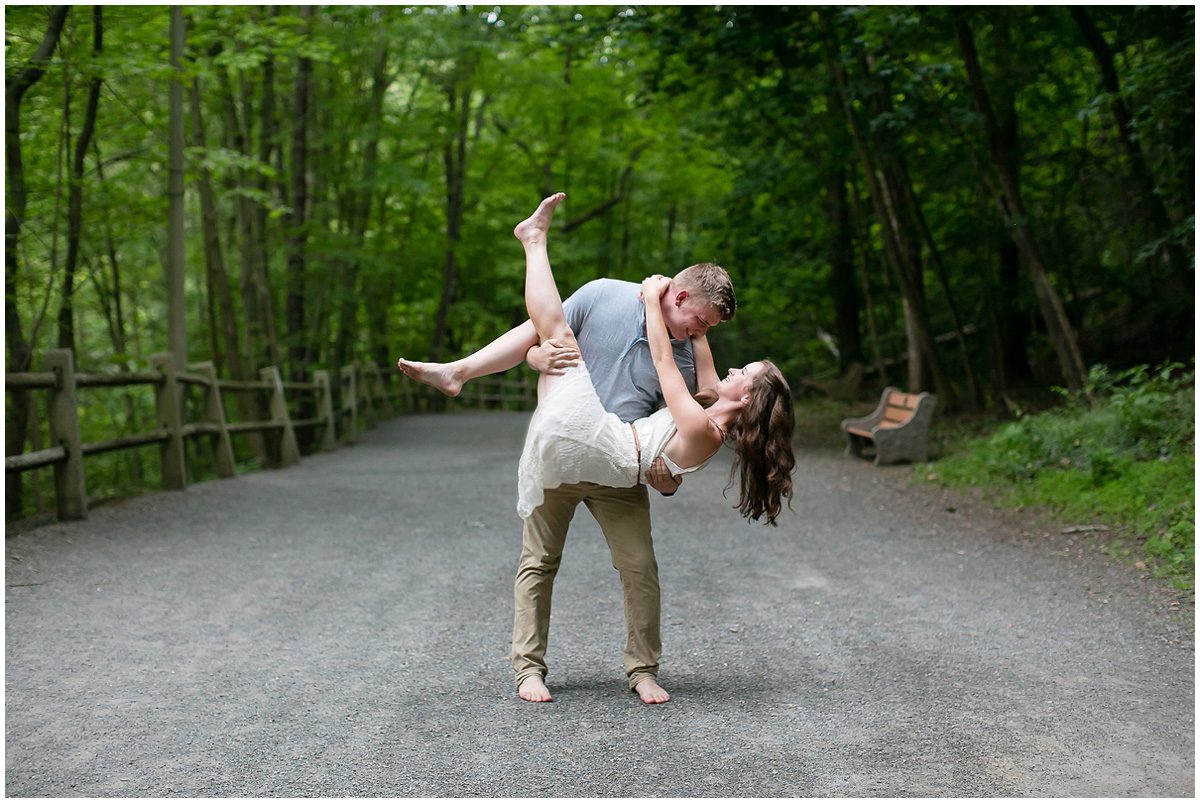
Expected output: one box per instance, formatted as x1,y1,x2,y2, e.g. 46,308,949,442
6,6,70,107
562,143,649,234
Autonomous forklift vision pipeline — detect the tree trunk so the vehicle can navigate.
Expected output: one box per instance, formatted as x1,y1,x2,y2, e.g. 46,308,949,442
214,57,271,456
1069,7,1185,279
166,6,187,371
189,77,244,381
820,12,952,402
6,5,69,518
5,5,69,320
305,70,337,370
285,5,313,385
995,238,1032,390
92,135,145,486
211,63,269,463
92,138,128,366
952,10,1088,391
57,7,102,354
284,6,315,451
365,153,432,371
333,45,390,372
431,63,475,360
825,163,864,372
255,25,282,370
905,171,981,408
220,60,278,375
847,176,889,383
862,57,955,405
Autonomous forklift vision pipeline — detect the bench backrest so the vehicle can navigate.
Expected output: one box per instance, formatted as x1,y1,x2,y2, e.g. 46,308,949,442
881,390,923,426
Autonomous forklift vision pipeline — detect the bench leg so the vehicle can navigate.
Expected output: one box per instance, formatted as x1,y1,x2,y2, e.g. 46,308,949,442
844,433,872,460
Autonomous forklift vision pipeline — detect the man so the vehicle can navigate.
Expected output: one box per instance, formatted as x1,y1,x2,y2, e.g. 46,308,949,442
398,263,736,704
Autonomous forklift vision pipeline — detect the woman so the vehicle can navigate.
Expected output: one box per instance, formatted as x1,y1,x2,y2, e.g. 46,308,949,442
404,193,795,526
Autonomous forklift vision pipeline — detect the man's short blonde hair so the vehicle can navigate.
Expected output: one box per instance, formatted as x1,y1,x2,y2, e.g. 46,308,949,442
673,263,736,322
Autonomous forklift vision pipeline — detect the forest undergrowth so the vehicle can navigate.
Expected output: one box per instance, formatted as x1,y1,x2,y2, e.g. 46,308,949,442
794,362,1195,591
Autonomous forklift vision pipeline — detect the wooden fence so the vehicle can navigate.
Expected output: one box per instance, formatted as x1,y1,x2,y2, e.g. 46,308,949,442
5,349,536,523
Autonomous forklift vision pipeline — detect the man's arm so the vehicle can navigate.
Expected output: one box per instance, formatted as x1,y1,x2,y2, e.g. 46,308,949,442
645,457,682,496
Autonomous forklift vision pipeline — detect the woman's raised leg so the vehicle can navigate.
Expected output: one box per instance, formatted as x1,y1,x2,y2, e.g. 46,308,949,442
513,193,578,352
397,320,538,397
397,193,574,396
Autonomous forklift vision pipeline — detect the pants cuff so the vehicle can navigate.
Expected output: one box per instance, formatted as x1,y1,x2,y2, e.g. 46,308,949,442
628,671,658,690
514,669,546,688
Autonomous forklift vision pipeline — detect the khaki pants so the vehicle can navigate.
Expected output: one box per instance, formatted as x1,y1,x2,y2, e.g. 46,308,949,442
511,481,659,689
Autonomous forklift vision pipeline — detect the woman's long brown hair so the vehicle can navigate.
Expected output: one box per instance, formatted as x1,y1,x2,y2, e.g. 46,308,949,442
727,361,795,525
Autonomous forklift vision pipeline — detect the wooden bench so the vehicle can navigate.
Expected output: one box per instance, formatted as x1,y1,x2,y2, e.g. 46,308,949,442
841,386,937,465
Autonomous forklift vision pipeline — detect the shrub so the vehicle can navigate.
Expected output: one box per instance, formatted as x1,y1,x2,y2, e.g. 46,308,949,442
923,362,1194,587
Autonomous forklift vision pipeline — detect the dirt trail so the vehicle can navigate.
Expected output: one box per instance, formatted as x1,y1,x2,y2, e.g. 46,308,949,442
5,411,1193,796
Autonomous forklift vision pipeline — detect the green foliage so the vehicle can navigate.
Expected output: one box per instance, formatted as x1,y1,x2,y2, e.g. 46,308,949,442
4,6,1195,520
924,362,1194,586
6,5,1193,381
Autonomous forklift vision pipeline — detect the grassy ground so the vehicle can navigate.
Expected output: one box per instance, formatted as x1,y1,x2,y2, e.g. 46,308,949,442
794,364,1195,590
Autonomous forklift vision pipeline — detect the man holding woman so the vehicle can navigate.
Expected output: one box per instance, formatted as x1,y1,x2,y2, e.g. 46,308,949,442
399,195,743,705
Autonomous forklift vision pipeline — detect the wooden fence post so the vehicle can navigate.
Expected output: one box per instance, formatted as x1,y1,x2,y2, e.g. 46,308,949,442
192,361,235,478
260,366,300,467
152,352,188,491
43,349,88,520
340,365,358,444
313,370,337,452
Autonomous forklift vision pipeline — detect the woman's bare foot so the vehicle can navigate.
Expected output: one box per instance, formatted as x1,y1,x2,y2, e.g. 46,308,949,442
513,192,566,244
395,358,465,398
633,678,671,704
517,675,553,703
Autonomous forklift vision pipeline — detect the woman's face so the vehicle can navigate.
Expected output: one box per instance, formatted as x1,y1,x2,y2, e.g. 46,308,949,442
719,361,766,401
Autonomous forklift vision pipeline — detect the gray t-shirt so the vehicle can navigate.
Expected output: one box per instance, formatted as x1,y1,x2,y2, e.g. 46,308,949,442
562,278,697,424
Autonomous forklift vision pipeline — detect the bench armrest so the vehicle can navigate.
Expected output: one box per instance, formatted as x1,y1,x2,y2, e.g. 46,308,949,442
840,386,897,432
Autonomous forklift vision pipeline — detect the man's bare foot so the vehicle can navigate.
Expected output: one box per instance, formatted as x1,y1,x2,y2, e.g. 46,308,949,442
633,678,671,704
513,192,566,244
395,358,465,398
517,675,553,703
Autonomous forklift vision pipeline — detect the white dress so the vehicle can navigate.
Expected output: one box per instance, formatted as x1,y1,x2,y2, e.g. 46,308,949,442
516,364,716,518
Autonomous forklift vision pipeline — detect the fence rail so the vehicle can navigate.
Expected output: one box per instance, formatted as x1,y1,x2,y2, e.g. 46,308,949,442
6,349,536,523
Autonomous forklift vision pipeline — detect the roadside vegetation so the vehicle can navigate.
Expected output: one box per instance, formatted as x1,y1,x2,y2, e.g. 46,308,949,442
793,362,1193,589
917,363,1194,589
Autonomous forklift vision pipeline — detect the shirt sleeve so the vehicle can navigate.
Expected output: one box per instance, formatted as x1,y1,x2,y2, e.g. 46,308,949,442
562,279,601,334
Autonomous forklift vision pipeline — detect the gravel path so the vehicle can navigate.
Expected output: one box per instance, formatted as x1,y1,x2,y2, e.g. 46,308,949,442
5,411,1193,796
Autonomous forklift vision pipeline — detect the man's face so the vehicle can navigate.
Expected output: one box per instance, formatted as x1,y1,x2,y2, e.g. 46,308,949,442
660,289,722,340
